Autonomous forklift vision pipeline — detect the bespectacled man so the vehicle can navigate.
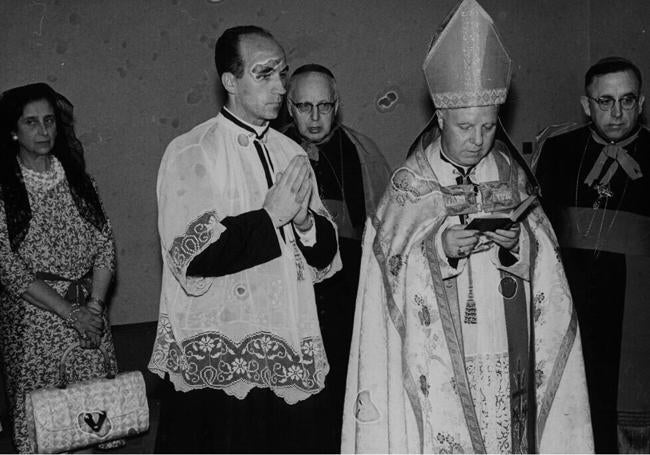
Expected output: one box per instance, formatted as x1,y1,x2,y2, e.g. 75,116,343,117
581,62,644,142
280,64,390,453
535,56,650,453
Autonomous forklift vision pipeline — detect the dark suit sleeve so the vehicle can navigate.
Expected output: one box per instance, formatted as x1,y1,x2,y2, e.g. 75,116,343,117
293,211,337,269
187,208,281,277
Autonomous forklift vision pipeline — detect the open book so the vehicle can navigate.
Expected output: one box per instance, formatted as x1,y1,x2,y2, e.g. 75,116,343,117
465,194,537,232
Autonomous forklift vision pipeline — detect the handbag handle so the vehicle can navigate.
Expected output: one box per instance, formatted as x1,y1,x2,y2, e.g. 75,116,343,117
57,342,115,389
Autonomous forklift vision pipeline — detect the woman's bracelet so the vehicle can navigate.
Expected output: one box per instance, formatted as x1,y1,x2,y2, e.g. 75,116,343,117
65,303,82,328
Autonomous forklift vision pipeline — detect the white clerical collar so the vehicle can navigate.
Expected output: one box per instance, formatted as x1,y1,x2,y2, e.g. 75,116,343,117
440,147,473,173
222,107,270,139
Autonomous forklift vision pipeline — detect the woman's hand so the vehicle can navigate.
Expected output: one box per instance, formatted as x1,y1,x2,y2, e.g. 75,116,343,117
82,300,105,348
21,280,108,349
68,305,104,347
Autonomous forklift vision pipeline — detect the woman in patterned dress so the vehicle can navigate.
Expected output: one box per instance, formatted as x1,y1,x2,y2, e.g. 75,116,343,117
0,83,121,453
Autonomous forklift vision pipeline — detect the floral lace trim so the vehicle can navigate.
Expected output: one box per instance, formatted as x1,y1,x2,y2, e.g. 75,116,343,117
150,316,327,393
19,156,64,194
167,211,219,276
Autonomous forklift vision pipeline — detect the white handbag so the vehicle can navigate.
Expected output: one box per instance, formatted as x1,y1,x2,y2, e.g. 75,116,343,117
25,343,149,453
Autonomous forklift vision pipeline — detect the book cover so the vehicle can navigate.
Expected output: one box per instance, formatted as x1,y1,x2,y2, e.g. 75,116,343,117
465,195,537,232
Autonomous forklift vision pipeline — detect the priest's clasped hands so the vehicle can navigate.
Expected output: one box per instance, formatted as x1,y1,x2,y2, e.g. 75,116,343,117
443,223,520,259
263,155,313,229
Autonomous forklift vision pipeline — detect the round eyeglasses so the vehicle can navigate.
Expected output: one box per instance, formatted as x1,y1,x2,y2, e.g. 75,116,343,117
587,95,639,111
289,99,336,115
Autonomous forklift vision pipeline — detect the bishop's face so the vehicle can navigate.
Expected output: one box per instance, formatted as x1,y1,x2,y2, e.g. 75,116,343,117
437,105,498,167
288,72,338,143
581,70,645,142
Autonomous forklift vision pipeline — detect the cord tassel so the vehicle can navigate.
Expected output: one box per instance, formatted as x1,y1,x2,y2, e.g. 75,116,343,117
464,259,477,324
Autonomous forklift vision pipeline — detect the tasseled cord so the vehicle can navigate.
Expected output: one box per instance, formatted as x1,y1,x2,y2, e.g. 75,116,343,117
464,258,477,324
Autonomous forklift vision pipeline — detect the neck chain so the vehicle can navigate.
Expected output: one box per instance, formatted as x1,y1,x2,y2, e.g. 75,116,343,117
574,136,632,256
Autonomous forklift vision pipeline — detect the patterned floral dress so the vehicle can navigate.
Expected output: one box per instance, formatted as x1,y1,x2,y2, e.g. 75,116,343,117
0,157,118,453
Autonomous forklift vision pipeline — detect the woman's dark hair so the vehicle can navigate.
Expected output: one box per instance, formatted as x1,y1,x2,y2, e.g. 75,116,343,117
0,84,58,159
0,82,107,252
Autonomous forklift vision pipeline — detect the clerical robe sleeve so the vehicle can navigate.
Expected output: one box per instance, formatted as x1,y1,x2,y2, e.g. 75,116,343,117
187,208,281,277
158,142,243,296
293,211,337,269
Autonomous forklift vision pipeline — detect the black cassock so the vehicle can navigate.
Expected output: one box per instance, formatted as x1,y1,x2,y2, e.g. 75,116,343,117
284,124,367,454
536,124,650,453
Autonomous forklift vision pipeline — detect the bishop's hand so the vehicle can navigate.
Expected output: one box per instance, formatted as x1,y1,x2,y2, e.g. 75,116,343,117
483,224,520,253
442,224,479,259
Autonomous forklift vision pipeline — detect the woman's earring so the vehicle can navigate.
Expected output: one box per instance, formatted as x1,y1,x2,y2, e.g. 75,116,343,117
11,134,18,141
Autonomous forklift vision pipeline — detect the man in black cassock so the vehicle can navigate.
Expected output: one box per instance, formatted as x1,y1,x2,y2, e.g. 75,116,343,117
281,64,391,452
534,56,649,454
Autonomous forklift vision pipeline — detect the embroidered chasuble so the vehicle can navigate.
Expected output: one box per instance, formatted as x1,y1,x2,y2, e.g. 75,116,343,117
342,137,593,453
149,110,342,404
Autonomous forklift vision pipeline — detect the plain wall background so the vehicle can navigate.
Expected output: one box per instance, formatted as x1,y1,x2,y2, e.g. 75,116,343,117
0,0,648,325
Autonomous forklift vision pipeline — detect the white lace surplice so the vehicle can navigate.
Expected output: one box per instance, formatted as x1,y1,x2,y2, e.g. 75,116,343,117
149,112,341,404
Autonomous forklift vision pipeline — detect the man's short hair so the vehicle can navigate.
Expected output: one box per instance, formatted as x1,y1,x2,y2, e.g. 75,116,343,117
291,64,335,80
214,25,275,78
585,56,643,93
288,63,338,99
